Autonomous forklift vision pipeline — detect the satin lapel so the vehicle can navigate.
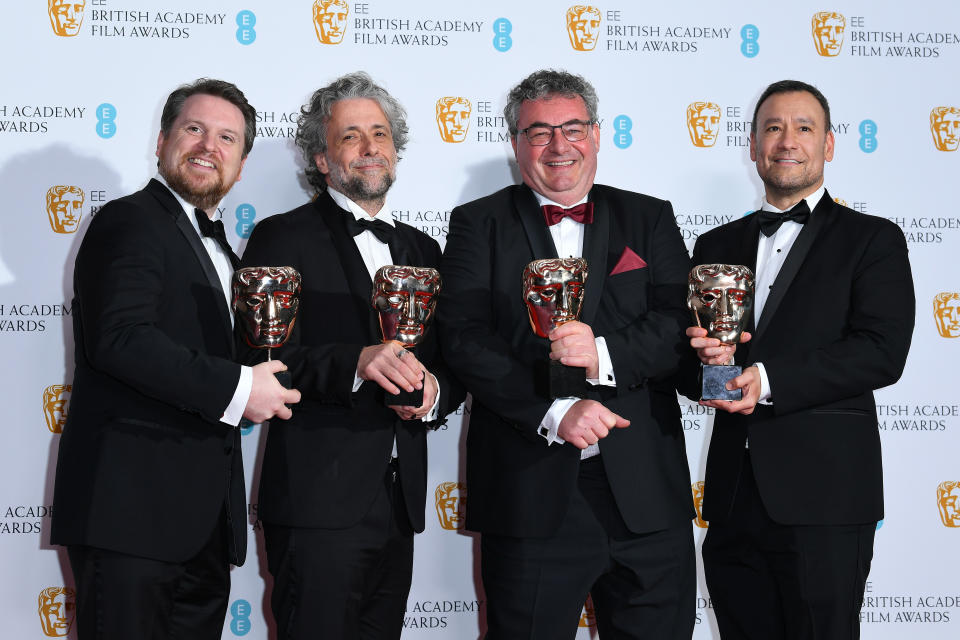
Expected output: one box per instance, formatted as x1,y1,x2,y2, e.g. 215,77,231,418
753,195,831,340
316,195,380,343
741,213,762,335
513,186,558,261
146,180,235,344
579,193,609,327
391,222,425,267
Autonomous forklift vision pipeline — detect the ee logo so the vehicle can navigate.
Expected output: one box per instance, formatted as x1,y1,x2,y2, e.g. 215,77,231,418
236,11,256,45
740,24,759,58
859,119,878,153
230,599,252,636
493,18,512,51
96,103,117,139
613,115,632,149
236,203,256,239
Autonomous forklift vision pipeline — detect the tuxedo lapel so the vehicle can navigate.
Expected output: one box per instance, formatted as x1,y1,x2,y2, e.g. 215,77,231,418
580,192,609,327
315,195,380,343
146,180,235,346
753,193,831,341
513,186,558,261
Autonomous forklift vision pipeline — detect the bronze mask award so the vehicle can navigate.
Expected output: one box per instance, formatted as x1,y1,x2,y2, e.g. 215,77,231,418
372,265,442,407
232,266,302,390
687,264,755,400
523,257,589,399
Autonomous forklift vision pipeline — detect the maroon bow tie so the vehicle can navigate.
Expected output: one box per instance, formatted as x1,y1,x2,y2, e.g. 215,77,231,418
542,202,594,226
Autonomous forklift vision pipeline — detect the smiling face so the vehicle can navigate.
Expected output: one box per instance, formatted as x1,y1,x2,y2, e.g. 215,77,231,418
512,94,599,207
523,258,589,338
750,90,834,210
156,93,247,212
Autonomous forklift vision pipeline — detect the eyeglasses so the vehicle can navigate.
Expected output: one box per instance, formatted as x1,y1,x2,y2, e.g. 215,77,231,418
517,120,596,146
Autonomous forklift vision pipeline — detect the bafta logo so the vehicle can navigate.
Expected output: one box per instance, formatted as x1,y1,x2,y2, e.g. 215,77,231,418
38,587,76,637
436,97,472,143
48,0,85,37
686,102,721,148
833,197,848,207
313,0,348,44
692,481,708,528
812,11,845,57
578,597,596,628
937,481,960,527
435,481,466,530
933,292,960,338
46,186,84,234
566,5,601,51
43,384,72,434
930,107,960,152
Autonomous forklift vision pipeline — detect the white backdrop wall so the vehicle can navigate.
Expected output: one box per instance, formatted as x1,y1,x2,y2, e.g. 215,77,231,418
2,1,958,638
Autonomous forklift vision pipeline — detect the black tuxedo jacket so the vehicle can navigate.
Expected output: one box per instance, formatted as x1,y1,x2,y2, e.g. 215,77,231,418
240,193,463,533
51,179,247,565
438,184,695,538
681,192,914,526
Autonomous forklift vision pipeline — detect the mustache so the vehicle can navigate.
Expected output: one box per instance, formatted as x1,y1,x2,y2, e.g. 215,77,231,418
351,158,389,169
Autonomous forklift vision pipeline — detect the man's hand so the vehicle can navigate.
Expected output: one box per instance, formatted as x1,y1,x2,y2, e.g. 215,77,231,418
388,371,438,421
244,360,301,422
686,327,751,366
358,341,425,395
557,399,630,449
549,321,599,379
701,365,761,415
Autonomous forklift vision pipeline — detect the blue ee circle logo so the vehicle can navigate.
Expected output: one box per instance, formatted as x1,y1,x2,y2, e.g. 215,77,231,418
96,103,117,139
236,11,256,45
740,24,759,58
230,599,252,636
492,18,512,52
236,203,256,239
859,119,878,153
613,115,633,149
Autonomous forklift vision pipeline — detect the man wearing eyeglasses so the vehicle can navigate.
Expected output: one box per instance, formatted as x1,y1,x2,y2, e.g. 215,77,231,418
438,69,695,639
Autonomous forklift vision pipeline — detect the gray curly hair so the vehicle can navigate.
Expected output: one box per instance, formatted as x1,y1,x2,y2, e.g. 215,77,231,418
503,69,599,136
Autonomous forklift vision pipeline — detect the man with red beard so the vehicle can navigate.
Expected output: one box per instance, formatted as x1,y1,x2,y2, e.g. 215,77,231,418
51,78,301,639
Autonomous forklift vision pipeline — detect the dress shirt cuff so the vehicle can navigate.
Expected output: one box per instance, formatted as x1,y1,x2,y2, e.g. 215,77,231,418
537,397,579,445
221,365,253,427
754,361,772,403
588,336,616,386
422,373,440,422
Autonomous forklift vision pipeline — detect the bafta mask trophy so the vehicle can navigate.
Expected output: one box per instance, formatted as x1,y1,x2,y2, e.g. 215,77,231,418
688,264,755,400
372,265,442,407
232,266,302,390
523,258,589,399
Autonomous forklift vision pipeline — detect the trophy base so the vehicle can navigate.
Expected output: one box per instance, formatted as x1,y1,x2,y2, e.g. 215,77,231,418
702,365,742,401
384,387,424,408
550,359,587,399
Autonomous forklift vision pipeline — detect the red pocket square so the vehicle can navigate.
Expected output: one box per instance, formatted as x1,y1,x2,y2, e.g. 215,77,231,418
610,247,647,275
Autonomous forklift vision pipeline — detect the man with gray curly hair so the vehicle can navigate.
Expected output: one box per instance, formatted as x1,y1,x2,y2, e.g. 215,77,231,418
240,71,463,639
440,69,695,638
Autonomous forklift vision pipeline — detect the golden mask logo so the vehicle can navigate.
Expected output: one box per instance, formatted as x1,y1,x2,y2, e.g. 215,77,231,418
38,587,76,637
313,0,348,44
687,102,721,148
812,12,845,57
566,6,601,51
934,292,960,338
833,197,848,207
930,107,960,152
435,481,466,530
46,186,84,234
436,97,472,143
43,384,72,434
937,481,960,527
692,481,708,528
48,0,85,37
578,597,596,627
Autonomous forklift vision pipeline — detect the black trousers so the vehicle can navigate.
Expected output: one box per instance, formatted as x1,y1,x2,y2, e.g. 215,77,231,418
67,513,231,640
480,456,696,640
264,459,414,640
702,451,875,640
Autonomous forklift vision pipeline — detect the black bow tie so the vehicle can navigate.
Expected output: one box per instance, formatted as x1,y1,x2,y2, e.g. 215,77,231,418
194,209,233,255
758,200,811,237
345,215,395,244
